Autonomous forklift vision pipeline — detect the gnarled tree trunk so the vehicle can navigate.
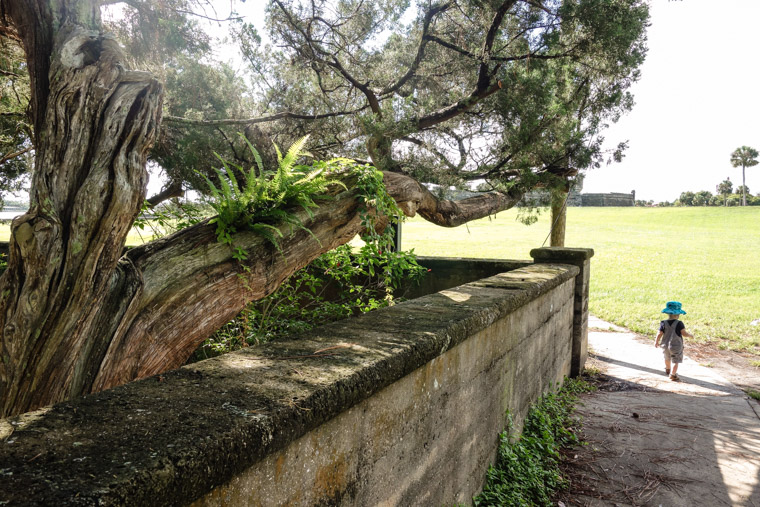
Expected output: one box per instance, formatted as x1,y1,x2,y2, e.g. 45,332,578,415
0,0,523,418
0,0,163,416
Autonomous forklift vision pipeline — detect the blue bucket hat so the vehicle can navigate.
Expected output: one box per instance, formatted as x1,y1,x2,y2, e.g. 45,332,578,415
661,301,686,315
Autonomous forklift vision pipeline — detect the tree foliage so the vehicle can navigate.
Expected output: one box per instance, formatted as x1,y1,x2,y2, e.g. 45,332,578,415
0,36,30,204
0,0,649,417
166,0,649,198
1,0,650,202
730,145,759,206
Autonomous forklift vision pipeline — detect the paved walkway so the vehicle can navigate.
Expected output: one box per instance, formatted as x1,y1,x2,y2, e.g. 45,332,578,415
560,316,760,506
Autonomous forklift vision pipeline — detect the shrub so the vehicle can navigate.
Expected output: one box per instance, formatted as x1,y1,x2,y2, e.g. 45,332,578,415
474,378,594,506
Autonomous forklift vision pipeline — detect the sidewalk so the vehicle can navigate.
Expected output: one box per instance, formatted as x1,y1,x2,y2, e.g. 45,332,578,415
558,316,760,506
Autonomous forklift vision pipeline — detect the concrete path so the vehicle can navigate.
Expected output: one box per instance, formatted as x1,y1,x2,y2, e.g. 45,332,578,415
560,316,760,506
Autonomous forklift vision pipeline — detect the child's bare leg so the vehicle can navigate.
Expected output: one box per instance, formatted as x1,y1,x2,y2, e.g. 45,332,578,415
671,363,679,376
664,358,671,373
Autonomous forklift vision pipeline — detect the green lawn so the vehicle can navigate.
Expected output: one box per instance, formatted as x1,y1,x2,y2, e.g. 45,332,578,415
401,207,760,352
3,206,758,352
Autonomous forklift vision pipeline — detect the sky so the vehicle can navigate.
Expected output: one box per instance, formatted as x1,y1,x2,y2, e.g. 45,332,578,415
141,0,760,204
581,0,760,202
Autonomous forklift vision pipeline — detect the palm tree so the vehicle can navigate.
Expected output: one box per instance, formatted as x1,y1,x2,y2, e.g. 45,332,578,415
716,178,733,206
730,146,759,206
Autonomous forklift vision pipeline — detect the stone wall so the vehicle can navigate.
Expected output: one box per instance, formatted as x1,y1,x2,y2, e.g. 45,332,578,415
519,190,634,207
0,250,592,506
580,191,635,207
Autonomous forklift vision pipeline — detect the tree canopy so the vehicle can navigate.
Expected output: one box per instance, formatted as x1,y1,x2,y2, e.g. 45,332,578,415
165,0,648,198
1,0,649,206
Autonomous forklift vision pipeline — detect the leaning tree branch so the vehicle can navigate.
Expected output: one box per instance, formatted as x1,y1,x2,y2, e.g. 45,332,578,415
88,170,524,391
416,80,503,130
145,181,183,207
384,171,523,227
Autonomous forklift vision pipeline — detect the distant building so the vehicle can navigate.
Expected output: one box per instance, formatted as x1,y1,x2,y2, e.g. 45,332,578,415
519,189,635,207
578,191,635,207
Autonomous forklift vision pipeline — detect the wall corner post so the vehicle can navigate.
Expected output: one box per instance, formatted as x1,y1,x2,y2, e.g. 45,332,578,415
529,247,594,377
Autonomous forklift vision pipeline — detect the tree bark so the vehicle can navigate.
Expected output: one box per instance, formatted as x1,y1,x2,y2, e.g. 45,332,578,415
0,0,524,418
550,185,568,247
0,0,162,417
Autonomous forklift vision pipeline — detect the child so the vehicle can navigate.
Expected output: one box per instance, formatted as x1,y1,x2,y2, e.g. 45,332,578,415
654,301,694,381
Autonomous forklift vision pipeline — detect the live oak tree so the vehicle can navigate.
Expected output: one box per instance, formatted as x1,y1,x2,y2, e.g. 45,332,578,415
0,0,647,418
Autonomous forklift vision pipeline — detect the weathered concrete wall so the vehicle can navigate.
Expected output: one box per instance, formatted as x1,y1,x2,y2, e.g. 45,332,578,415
531,248,594,377
0,255,589,506
194,273,576,506
404,256,533,299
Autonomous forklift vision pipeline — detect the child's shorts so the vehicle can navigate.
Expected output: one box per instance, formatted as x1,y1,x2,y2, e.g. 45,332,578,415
663,346,683,364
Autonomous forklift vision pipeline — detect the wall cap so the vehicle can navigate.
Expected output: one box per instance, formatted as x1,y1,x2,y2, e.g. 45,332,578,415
530,247,595,263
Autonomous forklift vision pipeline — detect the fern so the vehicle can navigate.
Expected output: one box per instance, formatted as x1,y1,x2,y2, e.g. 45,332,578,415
203,134,339,256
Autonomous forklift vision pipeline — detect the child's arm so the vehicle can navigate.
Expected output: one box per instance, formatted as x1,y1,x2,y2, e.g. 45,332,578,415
682,329,694,339
654,330,663,347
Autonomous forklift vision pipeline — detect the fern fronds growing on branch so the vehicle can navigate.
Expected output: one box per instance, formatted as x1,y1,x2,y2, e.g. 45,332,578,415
202,134,344,254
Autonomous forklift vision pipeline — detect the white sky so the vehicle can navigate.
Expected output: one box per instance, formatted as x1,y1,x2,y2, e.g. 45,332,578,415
161,0,760,204
583,0,760,202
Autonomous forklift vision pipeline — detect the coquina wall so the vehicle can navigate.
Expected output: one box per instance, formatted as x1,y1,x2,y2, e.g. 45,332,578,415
0,248,592,506
580,191,635,207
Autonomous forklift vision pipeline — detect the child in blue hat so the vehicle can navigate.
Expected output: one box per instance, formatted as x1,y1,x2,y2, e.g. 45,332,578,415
654,301,694,381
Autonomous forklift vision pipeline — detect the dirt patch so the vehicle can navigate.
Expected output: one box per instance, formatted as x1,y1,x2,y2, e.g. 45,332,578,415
683,341,760,393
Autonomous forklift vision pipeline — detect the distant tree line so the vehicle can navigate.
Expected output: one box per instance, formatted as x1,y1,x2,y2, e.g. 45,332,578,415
637,178,759,207
643,145,760,207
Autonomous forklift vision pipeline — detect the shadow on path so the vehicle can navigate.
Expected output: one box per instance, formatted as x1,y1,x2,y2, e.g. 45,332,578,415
594,354,739,396
556,319,760,506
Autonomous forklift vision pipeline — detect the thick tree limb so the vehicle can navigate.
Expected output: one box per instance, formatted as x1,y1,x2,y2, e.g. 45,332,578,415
416,81,503,130
87,170,524,391
384,171,522,227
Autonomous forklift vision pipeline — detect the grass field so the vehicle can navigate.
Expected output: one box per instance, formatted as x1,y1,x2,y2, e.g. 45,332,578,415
401,207,760,353
2,206,758,352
